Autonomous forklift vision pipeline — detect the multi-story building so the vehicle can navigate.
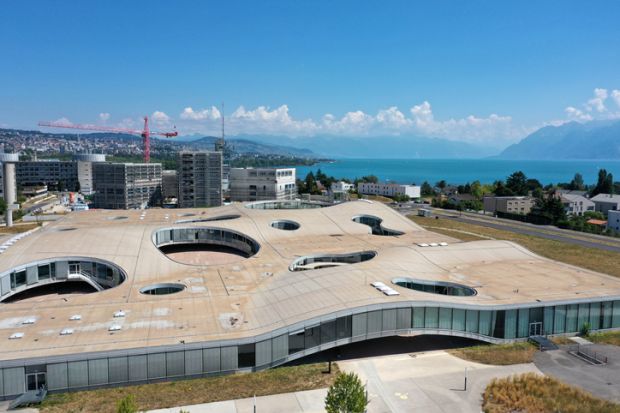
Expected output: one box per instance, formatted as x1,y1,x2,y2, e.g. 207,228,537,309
607,210,620,232
74,154,106,195
483,196,536,215
560,193,595,216
177,151,222,208
591,194,620,215
358,182,420,198
92,163,162,209
229,168,296,202
16,160,79,191
162,170,179,199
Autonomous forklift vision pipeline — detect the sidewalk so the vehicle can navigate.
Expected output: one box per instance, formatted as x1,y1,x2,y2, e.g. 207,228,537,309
147,350,541,413
147,388,328,413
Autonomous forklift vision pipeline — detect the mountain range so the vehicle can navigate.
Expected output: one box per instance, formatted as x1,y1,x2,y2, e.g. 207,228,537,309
496,120,620,160
230,134,499,159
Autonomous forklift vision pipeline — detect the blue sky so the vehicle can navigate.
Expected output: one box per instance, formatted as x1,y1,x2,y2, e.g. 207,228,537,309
1,1,620,147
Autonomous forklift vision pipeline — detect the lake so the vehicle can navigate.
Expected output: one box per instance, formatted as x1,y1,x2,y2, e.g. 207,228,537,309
292,159,620,185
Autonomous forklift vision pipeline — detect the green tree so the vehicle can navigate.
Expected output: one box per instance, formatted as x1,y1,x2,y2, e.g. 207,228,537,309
470,180,483,199
116,395,138,413
591,169,614,196
421,181,434,196
569,173,585,190
325,372,368,413
506,171,528,195
435,180,447,191
493,180,514,196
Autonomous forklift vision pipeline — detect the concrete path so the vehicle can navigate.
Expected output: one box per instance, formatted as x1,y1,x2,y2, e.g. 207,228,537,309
534,344,620,402
147,351,541,413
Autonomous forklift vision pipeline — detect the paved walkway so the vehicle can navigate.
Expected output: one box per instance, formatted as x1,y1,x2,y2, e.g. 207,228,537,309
534,344,620,402
147,351,540,413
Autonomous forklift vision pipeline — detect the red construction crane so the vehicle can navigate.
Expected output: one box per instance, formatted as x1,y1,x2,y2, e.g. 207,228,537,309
38,116,178,163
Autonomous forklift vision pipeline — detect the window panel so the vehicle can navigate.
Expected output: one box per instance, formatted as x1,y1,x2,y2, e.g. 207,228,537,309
553,305,566,334
517,308,529,338
452,308,465,331
465,310,478,334
425,307,439,329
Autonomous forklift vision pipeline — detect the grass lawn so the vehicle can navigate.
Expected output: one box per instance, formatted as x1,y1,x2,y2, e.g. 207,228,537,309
449,342,538,365
588,331,620,346
409,215,620,278
483,373,620,413
40,362,338,413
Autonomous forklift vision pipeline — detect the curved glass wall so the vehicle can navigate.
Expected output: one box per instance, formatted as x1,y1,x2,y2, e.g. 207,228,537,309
289,250,377,271
152,227,260,259
352,215,404,236
0,257,126,303
271,220,300,231
1,298,618,397
175,214,241,224
245,200,330,210
392,277,477,297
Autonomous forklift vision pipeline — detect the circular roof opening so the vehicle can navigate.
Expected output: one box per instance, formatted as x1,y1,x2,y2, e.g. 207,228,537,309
290,250,377,271
271,220,300,231
107,216,128,221
140,283,186,295
178,213,196,217
392,278,477,296
153,227,261,266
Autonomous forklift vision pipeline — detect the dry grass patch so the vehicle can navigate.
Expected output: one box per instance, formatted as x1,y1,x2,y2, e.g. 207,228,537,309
409,215,620,278
449,342,537,365
588,331,620,346
483,373,620,413
550,335,574,345
0,223,39,234
40,362,338,413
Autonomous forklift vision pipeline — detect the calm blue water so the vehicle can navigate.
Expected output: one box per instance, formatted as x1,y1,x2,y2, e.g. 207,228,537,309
292,159,620,185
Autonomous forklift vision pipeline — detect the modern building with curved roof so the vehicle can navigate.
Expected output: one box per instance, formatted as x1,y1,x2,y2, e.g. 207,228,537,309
0,200,619,398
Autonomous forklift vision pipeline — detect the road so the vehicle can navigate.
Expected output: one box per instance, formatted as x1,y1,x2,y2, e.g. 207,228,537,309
394,204,620,253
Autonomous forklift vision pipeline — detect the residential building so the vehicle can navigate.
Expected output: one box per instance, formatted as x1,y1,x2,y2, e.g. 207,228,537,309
330,181,354,194
560,193,595,216
178,151,223,208
483,196,536,215
591,194,620,215
358,182,421,198
607,210,620,232
92,162,162,209
230,167,296,202
16,160,79,191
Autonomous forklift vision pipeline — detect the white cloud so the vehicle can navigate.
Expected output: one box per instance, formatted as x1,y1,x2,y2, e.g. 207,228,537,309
98,112,110,122
565,106,593,121
180,106,221,120
611,90,620,108
585,88,608,112
565,88,620,121
51,117,72,126
151,111,171,126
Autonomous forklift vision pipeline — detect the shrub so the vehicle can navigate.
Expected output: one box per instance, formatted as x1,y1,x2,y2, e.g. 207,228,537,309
116,395,137,413
580,321,591,337
325,372,368,413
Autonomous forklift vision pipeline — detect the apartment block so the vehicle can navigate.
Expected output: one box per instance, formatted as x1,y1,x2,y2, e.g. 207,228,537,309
177,151,223,208
358,182,421,198
483,196,536,215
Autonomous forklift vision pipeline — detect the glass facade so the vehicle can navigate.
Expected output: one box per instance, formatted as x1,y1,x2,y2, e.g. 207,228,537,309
0,299,619,397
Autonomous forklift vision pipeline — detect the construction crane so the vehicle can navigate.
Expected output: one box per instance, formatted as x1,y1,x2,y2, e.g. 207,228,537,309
38,116,178,163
